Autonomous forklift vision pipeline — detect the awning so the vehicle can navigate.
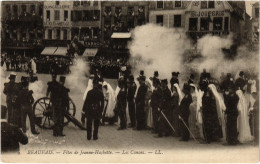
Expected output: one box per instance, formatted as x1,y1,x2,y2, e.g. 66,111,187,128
83,48,98,57
41,47,57,55
111,32,131,39
53,47,68,56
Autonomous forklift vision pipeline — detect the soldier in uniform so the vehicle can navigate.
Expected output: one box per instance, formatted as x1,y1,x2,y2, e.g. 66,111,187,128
135,75,147,130
127,75,137,128
53,76,70,137
46,74,60,136
18,80,39,134
82,80,104,140
150,77,162,134
223,83,239,145
117,79,127,130
157,79,172,137
188,74,195,85
3,73,18,124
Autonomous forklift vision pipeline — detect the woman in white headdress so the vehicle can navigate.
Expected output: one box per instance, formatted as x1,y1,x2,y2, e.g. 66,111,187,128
102,81,116,120
83,76,93,101
146,77,154,128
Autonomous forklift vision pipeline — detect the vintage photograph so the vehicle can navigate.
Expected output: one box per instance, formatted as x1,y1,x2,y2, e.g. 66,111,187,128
0,0,259,163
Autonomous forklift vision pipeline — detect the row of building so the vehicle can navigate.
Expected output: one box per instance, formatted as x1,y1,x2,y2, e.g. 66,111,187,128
1,1,259,57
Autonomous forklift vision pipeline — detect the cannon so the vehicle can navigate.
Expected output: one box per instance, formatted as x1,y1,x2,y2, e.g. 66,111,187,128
33,97,86,130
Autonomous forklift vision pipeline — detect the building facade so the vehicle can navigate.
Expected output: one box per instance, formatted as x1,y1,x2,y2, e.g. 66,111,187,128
43,1,72,46
101,1,150,45
149,1,247,47
1,1,44,55
251,2,259,48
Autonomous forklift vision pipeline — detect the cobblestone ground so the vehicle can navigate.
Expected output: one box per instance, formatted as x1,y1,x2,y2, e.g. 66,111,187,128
1,72,258,163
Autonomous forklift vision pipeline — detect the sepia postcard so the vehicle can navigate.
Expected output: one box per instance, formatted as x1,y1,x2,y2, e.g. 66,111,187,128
0,0,259,163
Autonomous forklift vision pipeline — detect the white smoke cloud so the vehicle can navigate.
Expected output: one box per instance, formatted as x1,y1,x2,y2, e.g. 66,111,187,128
29,80,45,101
128,23,190,80
66,57,90,93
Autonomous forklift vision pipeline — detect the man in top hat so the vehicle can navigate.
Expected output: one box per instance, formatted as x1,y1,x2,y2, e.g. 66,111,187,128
170,72,179,91
94,68,104,84
127,75,137,128
235,71,247,92
1,105,28,154
157,79,172,137
135,75,147,130
53,76,70,137
82,79,104,140
179,83,192,141
223,83,239,145
3,72,18,124
18,80,39,134
153,71,159,81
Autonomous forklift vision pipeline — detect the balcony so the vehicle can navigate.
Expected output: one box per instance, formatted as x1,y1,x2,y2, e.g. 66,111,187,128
2,39,43,49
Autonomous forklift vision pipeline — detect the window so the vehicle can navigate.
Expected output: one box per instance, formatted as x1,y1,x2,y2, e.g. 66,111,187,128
105,7,111,16
56,29,60,40
64,10,68,21
46,10,50,20
21,5,27,13
200,17,209,31
128,7,134,16
115,7,122,16
63,30,67,40
82,1,90,6
30,5,35,14
201,1,207,9
156,15,163,26
13,5,18,14
39,4,43,17
5,5,10,12
73,1,80,7
201,1,214,9
93,10,100,20
138,6,144,16
48,30,52,39
157,1,164,9
93,1,99,6
174,15,181,27
175,1,182,7
255,8,259,18
54,10,60,20
224,17,229,31
189,18,197,31
56,1,60,5
213,17,222,30
208,1,215,8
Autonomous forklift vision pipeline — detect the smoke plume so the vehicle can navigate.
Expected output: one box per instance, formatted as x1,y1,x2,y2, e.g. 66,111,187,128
66,57,90,93
29,80,45,101
128,23,190,80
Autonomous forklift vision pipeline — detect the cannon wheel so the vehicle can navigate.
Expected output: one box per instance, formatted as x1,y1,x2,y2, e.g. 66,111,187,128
33,97,76,129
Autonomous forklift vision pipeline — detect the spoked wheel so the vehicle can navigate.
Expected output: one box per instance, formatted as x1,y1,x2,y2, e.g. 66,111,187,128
33,97,76,129
33,97,54,129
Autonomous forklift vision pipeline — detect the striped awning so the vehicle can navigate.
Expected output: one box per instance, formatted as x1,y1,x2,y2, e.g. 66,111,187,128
53,47,68,56
83,48,98,57
41,47,57,55
41,47,67,56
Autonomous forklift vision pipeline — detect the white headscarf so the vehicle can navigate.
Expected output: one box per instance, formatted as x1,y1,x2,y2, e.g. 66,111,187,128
173,83,183,105
83,79,93,101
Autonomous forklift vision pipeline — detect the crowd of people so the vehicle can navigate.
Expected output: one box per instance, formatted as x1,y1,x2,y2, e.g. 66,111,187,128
82,67,259,145
1,65,259,153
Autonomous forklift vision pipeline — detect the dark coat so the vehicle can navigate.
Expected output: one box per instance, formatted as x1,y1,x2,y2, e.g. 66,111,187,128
82,87,104,120
179,94,192,118
1,122,28,153
151,87,163,109
127,82,136,101
3,82,18,102
160,87,172,112
235,77,246,91
117,89,127,111
18,89,34,106
47,80,60,103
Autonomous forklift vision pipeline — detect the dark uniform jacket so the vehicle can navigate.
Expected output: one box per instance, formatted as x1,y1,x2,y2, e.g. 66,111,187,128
161,87,172,112
135,85,147,105
1,121,28,153
18,89,34,106
151,87,163,109
235,77,246,91
47,80,60,103
4,82,18,102
221,79,234,92
117,89,127,110
127,82,137,101
82,87,104,119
